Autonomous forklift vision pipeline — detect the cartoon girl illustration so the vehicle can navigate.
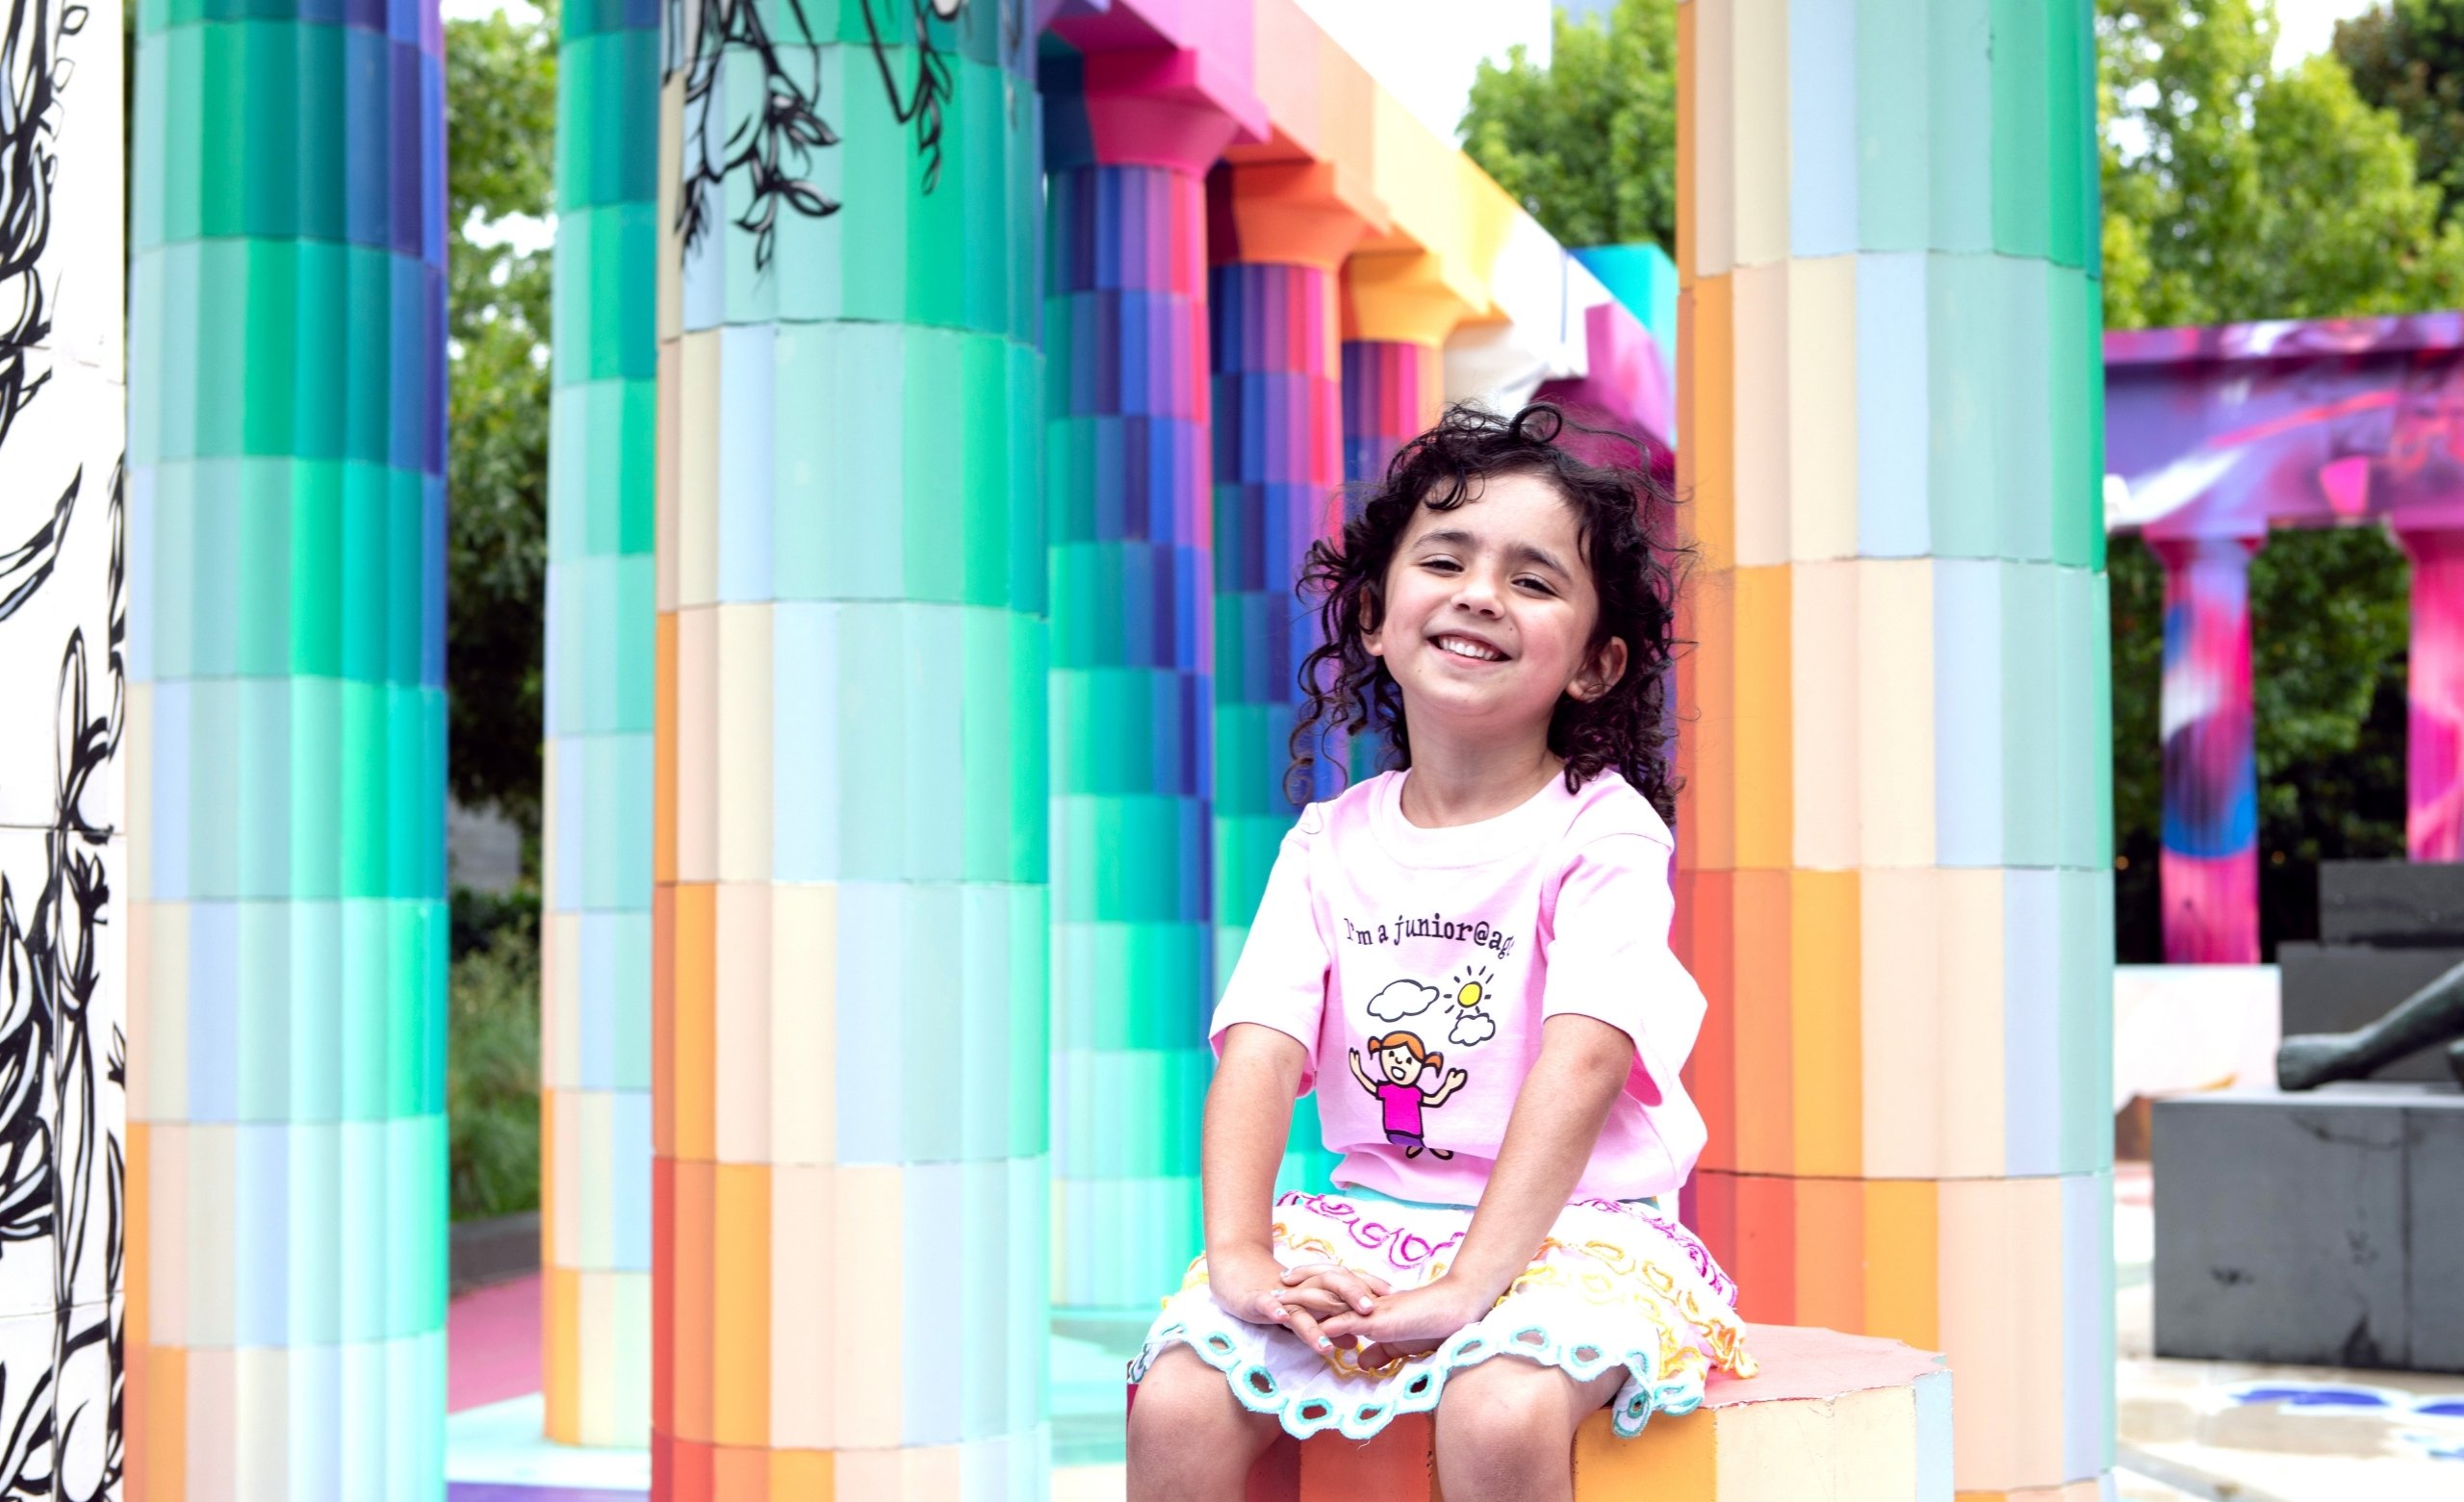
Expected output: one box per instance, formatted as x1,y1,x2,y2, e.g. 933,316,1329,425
1348,1032,1471,1159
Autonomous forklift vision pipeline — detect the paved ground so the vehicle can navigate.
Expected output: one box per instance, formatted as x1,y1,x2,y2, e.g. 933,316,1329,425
440,1166,2464,1498
2111,1163,2464,1502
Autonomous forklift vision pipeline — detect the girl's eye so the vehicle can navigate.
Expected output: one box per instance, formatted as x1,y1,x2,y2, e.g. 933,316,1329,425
1421,556,1461,573
1516,576,1554,595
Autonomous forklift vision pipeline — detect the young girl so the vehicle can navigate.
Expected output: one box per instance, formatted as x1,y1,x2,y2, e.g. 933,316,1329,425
1127,404,1755,1501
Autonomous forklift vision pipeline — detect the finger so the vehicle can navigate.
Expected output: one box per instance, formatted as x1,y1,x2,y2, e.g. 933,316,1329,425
1281,1302,1334,1354
1275,1286,1349,1316
1314,1267,1382,1315
1280,1262,1342,1284
1360,1338,1441,1369
1319,1310,1363,1342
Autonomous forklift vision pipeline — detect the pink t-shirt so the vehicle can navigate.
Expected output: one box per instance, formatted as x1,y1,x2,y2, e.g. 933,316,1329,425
1211,768,1710,1205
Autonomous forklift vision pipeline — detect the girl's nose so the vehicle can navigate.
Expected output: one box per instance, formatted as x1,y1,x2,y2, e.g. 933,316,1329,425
1452,573,1504,614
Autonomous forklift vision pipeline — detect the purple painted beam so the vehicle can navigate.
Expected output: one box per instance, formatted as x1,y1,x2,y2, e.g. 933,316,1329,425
2107,313,2464,540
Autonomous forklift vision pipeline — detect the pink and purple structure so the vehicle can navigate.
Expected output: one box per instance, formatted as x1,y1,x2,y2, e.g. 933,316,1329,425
2108,315,2464,961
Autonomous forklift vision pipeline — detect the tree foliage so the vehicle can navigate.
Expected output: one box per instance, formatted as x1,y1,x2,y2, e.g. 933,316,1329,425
2338,0,2464,225
1458,0,1677,250
2101,0,2421,956
446,6,558,852
2101,0,2464,328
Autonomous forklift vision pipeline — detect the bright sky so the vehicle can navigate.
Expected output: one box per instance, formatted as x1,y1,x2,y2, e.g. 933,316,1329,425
2274,0,2379,69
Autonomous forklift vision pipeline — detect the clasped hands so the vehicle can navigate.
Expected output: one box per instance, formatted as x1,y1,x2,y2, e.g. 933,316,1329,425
1210,1250,1495,1370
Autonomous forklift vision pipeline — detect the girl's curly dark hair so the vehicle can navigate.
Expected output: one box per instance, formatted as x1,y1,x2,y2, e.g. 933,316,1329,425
1289,401,1691,819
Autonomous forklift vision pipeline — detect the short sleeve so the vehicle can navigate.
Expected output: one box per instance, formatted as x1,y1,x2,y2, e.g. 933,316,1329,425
1209,806,1333,1095
1540,832,1706,1106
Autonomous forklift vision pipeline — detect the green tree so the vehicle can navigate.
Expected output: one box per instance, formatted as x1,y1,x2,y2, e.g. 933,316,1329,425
1459,0,1677,250
447,6,558,851
2101,0,2464,328
2338,1,2464,226
2101,0,2424,956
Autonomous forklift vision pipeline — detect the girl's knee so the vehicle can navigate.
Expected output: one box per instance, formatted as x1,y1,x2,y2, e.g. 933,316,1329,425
1128,1349,1274,1482
1434,1359,1578,1464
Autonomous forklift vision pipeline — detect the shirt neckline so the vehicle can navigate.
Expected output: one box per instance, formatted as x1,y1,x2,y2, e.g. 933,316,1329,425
1366,767,1575,869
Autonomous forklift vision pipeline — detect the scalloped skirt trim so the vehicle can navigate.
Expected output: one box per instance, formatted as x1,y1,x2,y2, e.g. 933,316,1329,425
1127,1190,1755,1444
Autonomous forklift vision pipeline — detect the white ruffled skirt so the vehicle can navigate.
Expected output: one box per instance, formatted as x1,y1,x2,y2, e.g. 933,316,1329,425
1129,1187,1757,1441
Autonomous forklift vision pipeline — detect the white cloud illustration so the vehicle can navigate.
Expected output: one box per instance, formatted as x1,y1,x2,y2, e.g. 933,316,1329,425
1450,1009,1498,1047
1367,979,1441,1023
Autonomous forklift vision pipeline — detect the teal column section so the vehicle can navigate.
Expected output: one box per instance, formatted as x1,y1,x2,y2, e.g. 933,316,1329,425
541,0,658,1446
126,0,449,1493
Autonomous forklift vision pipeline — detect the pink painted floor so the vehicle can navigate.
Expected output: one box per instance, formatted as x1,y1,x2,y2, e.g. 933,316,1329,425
449,1274,544,1414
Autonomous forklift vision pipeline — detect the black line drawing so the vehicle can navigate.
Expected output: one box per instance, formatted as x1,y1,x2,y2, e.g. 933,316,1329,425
0,0,125,1490
669,0,1010,269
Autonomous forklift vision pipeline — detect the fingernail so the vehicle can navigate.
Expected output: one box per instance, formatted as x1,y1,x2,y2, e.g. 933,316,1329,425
1318,1337,1331,1350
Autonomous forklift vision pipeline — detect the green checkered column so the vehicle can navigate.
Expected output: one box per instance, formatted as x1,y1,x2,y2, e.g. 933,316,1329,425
540,0,659,1447
125,0,449,1496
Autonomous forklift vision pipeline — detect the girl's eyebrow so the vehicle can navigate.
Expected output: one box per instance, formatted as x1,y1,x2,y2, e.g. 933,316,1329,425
1415,526,1569,577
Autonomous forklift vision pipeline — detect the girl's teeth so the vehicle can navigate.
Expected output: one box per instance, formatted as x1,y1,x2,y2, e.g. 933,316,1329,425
1442,637,1501,661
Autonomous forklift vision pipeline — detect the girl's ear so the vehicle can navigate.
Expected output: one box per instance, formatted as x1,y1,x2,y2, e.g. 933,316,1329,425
1570,635,1630,702
1359,587,1385,659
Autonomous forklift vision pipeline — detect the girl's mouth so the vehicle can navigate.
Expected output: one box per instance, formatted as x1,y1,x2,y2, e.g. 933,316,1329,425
1432,633,1506,663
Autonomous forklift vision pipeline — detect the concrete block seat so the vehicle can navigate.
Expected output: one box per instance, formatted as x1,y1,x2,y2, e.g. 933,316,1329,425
1191,1325,1956,1500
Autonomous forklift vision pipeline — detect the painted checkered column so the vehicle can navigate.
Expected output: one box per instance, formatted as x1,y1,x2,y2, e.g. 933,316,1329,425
1339,248,1464,494
1208,163,1362,1194
2149,536,2260,964
1673,3,2112,1498
2400,527,2464,861
540,0,660,1447
125,0,450,1494
651,6,1047,1493
1042,57,1245,1313
1338,339,1442,493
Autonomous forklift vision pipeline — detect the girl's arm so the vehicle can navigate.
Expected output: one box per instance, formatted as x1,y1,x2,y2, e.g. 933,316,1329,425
1444,1013,1632,1295
1200,1023,1350,1351
1347,1048,1377,1094
1320,1013,1632,1351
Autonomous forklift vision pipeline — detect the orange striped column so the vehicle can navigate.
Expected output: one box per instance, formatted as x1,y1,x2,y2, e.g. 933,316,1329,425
1674,3,2111,1498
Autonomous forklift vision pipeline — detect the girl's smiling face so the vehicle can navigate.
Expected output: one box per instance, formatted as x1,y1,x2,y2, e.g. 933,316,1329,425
1364,471,1627,744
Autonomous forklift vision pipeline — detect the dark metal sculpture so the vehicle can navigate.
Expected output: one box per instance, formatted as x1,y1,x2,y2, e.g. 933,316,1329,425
2277,955,2464,1089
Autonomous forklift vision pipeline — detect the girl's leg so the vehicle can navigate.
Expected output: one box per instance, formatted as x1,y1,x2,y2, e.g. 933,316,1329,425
1433,1358,1628,1502
1126,1345,1283,1502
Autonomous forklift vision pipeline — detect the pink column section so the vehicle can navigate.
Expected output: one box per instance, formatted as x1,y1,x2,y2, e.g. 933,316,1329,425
2152,535,2263,964
2401,527,2464,862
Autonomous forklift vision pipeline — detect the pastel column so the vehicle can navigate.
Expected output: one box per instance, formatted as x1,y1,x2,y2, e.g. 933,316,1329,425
2400,527,2464,862
1208,162,1363,1193
1675,3,2114,1498
0,0,125,1493
540,0,659,1446
1339,252,1462,489
125,0,450,1494
2149,536,2261,963
653,6,1048,1493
